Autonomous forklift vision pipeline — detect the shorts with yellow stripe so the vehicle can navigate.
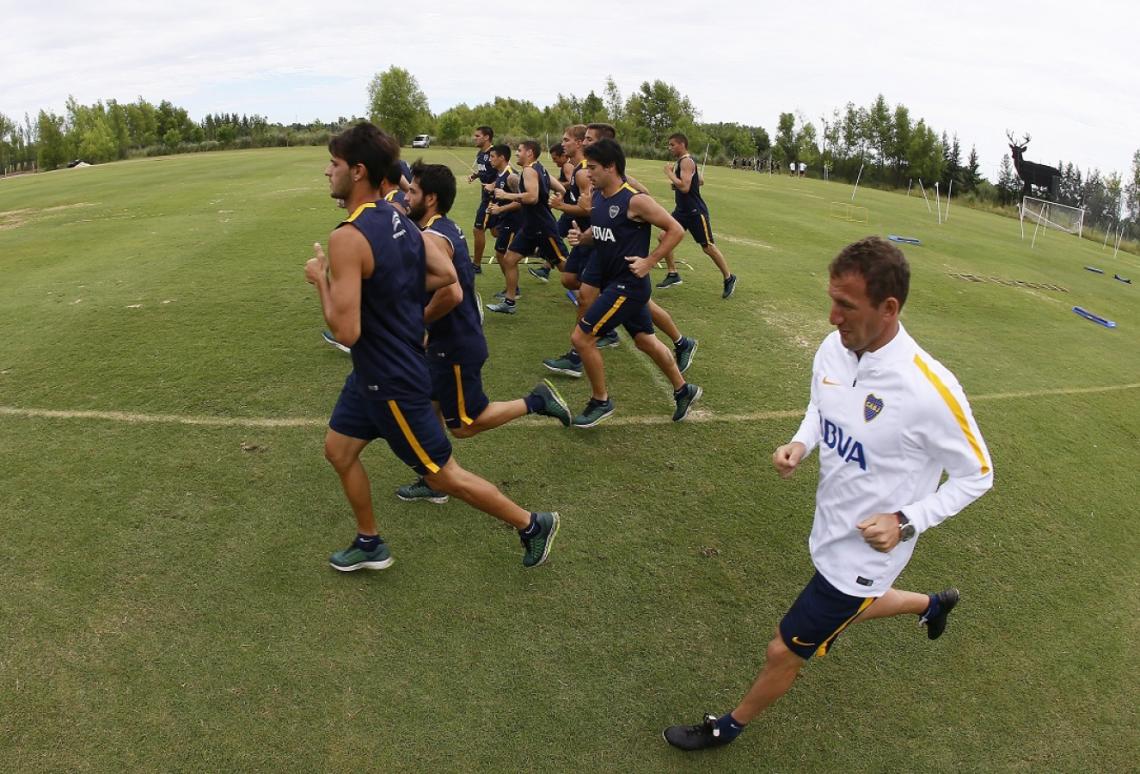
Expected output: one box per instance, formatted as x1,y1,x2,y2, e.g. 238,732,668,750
429,360,490,429
778,571,878,660
329,371,452,475
507,228,568,264
579,284,653,338
672,206,715,247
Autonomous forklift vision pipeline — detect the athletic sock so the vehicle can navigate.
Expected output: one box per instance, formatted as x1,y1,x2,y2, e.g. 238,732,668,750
518,513,540,539
523,392,545,414
673,384,688,399
506,298,516,306
673,335,684,347
567,349,581,364
922,593,941,620
355,534,380,552
715,712,745,741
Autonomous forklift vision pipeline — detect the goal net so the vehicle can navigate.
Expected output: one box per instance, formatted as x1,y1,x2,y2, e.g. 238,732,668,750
1020,196,1085,242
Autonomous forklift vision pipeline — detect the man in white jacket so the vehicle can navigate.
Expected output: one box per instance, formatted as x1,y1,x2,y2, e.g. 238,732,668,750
665,236,993,751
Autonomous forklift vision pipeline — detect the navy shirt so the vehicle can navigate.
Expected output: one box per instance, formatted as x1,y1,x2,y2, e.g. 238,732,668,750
566,159,590,230
383,189,407,210
339,200,430,400
423,214,489,365
489,166,521,232
474,149,496,202
672,154,706,212
399,159,413,184
590,184,652,299
519,161,559,235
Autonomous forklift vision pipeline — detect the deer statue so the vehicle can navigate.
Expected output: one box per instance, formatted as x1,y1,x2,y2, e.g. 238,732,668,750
1006,131,1060,200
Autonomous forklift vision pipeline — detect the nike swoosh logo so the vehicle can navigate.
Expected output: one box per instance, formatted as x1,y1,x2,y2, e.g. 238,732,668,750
791,636,817,646
822,377,842,386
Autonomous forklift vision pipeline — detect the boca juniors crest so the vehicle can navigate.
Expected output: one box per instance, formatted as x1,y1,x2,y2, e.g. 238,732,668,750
609,205,621,218
863,394,884,422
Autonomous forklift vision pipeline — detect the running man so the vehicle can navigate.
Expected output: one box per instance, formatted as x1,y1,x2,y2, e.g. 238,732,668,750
543,124,697,379
658,132,738,298
395,161,571,502
483,144,522,278
304,123,559,570
485,140,569,315
466,126,497,273
664,236,993,750
566,138,702,427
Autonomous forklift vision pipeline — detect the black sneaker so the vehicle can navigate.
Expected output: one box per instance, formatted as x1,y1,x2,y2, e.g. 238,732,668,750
572,397,615,428
921,588,960,640
722,274,738,299
663,714,734,751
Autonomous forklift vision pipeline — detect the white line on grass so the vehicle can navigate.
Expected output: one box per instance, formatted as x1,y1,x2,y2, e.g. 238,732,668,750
2,382,1136,430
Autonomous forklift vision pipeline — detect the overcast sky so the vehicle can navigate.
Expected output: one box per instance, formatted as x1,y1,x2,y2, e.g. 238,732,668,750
4,0,1137,182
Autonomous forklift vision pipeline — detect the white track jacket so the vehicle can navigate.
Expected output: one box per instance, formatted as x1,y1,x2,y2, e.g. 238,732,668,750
790,325,993,597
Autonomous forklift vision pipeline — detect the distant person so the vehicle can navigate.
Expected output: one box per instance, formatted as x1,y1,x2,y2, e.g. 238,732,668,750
658,132,737,298
486,140,568,315
466,126,497,273
304,122,559,571
664,236,993,750
798,161,807,177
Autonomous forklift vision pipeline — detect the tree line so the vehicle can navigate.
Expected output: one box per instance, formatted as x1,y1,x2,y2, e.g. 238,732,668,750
3,71,1137,242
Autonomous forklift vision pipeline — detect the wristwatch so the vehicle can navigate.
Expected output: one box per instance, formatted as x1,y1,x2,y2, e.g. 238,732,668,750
895,511,916,542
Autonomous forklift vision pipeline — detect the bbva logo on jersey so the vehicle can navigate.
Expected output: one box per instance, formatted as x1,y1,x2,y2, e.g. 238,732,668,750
818,416,867,470
592,226,617,242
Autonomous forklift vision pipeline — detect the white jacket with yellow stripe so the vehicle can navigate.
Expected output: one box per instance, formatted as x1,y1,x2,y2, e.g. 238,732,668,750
790,325,993,597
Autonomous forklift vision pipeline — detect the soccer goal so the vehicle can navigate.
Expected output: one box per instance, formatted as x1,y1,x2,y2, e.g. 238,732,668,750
1020,196,1085,247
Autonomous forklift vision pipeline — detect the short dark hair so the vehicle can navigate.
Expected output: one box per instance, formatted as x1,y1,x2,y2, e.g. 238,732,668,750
489,143,511,161
668,132,689,147
550,143,565,157
583,138,625,178
410,160,457,216
829,237,910,309
520,139,541,158
328,122,399,188
476,125,493,140
587,122,616,139
383,162,403,185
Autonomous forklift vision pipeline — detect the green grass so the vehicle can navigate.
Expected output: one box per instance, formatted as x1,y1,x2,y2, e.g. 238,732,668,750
2,147,1138,772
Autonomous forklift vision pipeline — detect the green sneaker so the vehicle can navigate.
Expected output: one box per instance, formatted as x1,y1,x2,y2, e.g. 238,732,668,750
674,336,698,374
396,477,449,504
532,379,571,426
520,511,560,568
543,351,583,378
597,330,620,349
657,272,683,289
329,539,393,572
672,383,702,422
528,266,551,282
572,397,615,428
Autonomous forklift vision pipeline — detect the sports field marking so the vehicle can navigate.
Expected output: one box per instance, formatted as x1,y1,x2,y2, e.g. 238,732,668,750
2,382,1136,430
718,233,773,249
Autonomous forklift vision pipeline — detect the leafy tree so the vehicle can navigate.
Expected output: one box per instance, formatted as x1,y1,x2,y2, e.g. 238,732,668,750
795,118,819,166
367,66,430,144
775,112,797,166
36,110,68,170
1125,149,1140,222
0,112,14,172
628,80,697,145
580,91,607,123
866,94,892,172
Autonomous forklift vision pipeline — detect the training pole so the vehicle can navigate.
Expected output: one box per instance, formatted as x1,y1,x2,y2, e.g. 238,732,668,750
918,179,932,213
907,179,913,196
945,180,953,221
935,182,942,225
1113,225,1124,258
1102,225,1112,250
701,141,710,179
850,163,864,201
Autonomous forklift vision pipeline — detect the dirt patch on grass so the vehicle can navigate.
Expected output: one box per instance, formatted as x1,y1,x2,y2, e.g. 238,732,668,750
0,202,97,231
718,233,773,250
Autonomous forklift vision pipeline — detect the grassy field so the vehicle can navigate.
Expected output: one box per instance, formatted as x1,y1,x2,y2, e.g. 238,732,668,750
1,147,1138,772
